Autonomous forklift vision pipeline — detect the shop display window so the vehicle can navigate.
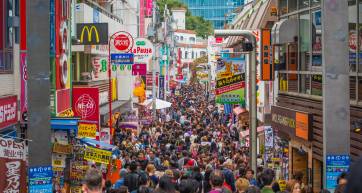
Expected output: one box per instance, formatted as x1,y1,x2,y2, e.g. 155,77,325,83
299,0,309,9
312,10,322,67
279,0,288,15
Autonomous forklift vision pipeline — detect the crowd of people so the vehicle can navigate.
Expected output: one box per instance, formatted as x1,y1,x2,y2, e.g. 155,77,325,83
80,83,362,193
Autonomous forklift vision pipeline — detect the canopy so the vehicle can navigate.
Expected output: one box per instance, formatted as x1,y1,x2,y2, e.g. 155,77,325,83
80,138,117,151
142,98,172,110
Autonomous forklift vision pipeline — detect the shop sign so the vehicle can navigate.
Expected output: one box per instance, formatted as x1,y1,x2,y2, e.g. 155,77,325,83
146,72,159,88
113,32,134,52
111,53,134,65
84,146,112,164
100,128,111,144
132,63,147,76
78,123,97,139
76,23,108,45
0,96,18,130
29,166,53,193
0,158,27,193
20,53,28,122
0,137,26,160
53,143,73,154
271,106,312,141
132,38,153,63
159,76,165,99
326,155,350,191
261,29,273,81
70,161,89,181
52,154,66,168
73,88,100,131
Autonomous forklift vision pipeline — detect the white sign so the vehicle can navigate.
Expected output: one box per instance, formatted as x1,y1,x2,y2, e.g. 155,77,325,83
0,137,27,160
131,38,153,64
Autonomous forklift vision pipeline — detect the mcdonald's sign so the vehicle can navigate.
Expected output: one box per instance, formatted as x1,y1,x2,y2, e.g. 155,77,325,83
76,23,108,45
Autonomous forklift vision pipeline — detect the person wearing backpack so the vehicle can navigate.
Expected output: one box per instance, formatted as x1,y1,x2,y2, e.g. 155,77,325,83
130,172,153,193
124,161,140,192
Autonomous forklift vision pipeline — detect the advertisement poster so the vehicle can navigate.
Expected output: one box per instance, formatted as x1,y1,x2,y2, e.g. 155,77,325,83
20,53,27,122
29,166,53,193
77,123,97,139
84,146,112,164
0,95,18,130
326,155,350,191
264,126,274,148
215,57,246,104
73,88,100,132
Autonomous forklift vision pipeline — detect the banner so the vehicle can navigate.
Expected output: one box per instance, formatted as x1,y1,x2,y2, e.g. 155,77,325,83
73,88,100,131
0,95,18,130
215,57,246,104
159,75,165,99
29,166,53,193
84,146,112,164
264,126,274,148
20,53,27,122
77,123,97,139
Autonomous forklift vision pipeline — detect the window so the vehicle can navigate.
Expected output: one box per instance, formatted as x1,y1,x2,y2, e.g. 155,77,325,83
189,37,195,43
200,51,206,57
289,0,298,12
6,0,13,48
349,0,357,72
180,36,184,41
312,10,322,67
185,51,188,59
191,51,194,59
311,0,321,6
299,11,310,71
279,0,288,15
175,36,179,41
299,0,310,9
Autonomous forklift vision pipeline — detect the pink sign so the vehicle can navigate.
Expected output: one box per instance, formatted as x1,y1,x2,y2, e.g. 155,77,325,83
132,64,147,76
0,96,18,130
20,53,27,122
139,0,145,37
146,0,153,17
72,88,100,131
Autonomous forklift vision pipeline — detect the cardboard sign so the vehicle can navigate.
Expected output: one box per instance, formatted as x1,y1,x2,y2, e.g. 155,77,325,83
53,143,73,154
84,146,112,164
77,123,97,139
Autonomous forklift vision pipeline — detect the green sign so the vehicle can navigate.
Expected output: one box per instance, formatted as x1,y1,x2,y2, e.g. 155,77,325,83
136,41,146,46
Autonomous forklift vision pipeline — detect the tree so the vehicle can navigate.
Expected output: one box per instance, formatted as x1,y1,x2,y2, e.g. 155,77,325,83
157,0,213,38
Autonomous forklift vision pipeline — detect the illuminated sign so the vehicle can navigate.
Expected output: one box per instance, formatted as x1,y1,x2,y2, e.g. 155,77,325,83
76,23,108,45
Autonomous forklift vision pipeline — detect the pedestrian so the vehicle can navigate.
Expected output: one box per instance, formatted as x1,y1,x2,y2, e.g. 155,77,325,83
345,156,362,193
258,169,275,193
113,169,128,189
209,170,232,193
124,161,140,192
82,168,104,193
235,178,250,193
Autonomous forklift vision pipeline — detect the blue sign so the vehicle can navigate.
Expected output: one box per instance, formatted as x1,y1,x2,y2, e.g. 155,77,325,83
159,75,165,99
326,155,350,190
111,53,134,65
29,166,53,193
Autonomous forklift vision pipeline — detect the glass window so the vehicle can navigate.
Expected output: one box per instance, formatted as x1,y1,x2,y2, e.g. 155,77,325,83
312,10,322,67
289,0,298,12
185,51,188,59
192,51,194,59
279,0,288,15
299,11,310,71
349,0,357,72
6,0,13,48
299,0,310,9
311,0,321,6
311,74,322,96
180,36,184,41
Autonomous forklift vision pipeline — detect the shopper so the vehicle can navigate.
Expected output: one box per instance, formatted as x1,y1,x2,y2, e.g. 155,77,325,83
82,168,104,193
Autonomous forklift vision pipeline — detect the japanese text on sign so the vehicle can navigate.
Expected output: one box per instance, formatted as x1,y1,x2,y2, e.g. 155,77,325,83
0,137,27,160
77,124,97,139
111,53,134,65
4,161,21,193
84,146,112,164
216,74,245,89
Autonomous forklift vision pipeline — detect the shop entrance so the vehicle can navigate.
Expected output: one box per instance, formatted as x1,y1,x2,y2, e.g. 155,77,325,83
291,147,308,185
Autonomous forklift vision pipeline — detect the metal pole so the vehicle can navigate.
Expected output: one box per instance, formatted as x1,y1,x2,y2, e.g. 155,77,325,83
214,30,257,173
152,2,157,120
27,0,52,166
321,1,350,191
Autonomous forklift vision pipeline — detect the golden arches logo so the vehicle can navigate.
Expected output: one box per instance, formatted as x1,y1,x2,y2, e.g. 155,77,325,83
80,25,100,43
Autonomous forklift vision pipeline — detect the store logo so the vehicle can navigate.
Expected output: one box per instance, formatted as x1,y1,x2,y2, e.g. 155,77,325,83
75,94,96,119
80,25,99,44
113,32,134,52
76,23,108,45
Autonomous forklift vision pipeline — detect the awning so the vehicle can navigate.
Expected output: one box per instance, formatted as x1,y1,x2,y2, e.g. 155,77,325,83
51,118,80,130
80,138,117,151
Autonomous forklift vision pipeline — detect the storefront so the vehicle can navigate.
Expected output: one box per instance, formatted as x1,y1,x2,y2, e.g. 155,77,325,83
271,105,317,188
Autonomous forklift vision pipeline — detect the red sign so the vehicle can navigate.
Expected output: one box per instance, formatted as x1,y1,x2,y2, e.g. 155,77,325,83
0,96,18,130
146,0,153,17
215,37,223,43
114,32,134,52
132,64,147,76
0,159,27,193
146,73,158,87
73,88,99,129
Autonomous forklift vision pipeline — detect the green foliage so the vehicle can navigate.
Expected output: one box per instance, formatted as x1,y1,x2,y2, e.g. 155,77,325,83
157,0,213,38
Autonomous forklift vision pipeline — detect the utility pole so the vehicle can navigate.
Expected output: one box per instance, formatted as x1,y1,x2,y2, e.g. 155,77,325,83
322,1,350,191
27,0,52,166
214,30,257,173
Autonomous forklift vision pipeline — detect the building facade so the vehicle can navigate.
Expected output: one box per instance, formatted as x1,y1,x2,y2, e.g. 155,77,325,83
180,0,245,29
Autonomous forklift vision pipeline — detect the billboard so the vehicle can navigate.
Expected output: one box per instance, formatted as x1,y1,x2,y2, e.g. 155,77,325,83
0,96,18,130
215,57,246,104
73,88,100,132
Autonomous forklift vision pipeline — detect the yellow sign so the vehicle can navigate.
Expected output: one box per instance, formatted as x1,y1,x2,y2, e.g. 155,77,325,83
84,146,112,164
80,26,99,44
78,123,97,138
53,143,73,154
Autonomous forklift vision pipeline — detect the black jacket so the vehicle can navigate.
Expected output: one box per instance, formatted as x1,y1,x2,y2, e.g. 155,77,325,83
124,171,140,192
